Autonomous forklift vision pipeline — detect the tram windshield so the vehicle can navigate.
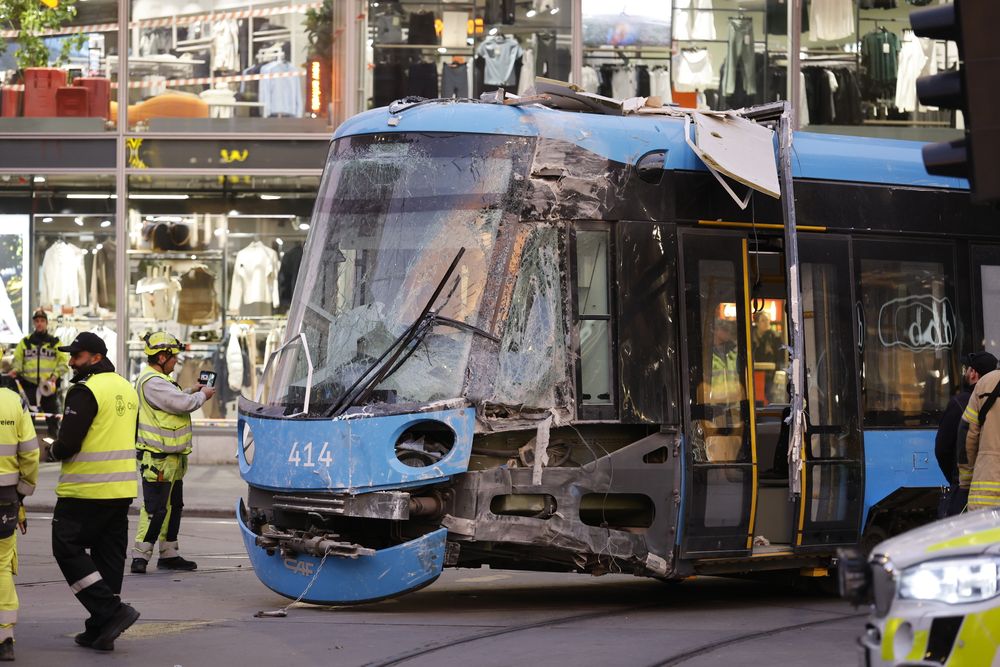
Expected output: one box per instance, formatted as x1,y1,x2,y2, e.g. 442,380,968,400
266,132,531,414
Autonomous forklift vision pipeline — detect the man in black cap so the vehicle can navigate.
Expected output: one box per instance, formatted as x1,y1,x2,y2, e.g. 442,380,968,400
936,350,999,517
8,309,67,441
49,332,141,651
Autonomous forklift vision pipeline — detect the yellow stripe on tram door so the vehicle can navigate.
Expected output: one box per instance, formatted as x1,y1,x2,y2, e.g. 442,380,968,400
742,239,759,550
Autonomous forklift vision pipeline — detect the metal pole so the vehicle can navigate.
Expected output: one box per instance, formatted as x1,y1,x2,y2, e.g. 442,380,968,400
570,0,582,86
778,101,805,500
787,0,802,129
114,0,129,370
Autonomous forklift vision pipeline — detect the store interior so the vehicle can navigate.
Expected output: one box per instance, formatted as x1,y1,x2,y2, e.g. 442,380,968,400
0,173,318,425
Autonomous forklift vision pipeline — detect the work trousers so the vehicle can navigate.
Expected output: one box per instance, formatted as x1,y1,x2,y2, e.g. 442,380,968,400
723,17,756,96
0,533,17,641
52,497,130,633
135,479,184,558
19,379,60,440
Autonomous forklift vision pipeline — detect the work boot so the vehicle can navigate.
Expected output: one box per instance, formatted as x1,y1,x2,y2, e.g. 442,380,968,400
0,638,13,661
91,603,139,651
130,558,148,574
157,556,197,571
74,629,97,648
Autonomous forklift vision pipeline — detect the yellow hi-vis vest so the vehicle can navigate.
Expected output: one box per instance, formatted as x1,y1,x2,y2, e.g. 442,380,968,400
136,367,193,456
13,334,67,384
0,388,38,496
56,372,138,499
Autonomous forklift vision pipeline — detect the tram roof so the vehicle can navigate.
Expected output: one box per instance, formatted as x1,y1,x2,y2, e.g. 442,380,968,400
335,101,968,192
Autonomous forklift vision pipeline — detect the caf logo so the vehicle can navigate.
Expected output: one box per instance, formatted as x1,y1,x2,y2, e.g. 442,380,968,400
115,395,125,417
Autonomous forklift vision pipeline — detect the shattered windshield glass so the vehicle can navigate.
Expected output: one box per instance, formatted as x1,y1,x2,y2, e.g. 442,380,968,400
270,132,532,414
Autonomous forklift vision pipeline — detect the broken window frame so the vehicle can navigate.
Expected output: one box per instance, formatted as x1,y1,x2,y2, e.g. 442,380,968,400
570,222,618,421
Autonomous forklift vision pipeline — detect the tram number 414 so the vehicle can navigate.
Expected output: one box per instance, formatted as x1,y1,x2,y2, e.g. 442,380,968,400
287,441,334,467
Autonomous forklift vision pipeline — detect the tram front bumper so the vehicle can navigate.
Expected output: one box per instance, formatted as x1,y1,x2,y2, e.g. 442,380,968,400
237,499,447,604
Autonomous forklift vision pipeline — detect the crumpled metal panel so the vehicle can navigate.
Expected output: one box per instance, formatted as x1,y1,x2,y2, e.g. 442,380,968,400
238,500,446,604
522,138,630,221
238,407,475,493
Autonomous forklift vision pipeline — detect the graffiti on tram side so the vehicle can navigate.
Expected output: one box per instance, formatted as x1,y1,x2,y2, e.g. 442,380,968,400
878,295,955,351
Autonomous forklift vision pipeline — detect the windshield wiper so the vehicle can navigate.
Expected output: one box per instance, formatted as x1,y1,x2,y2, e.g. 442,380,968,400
324,247,466,417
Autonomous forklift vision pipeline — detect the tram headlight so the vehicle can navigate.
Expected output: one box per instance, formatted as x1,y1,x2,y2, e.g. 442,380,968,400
898,557,1000,604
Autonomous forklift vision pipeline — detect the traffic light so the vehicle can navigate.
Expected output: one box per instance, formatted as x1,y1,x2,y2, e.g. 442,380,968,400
912,1,1000,202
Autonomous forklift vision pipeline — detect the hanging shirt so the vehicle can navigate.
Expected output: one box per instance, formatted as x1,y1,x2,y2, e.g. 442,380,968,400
136,275,181,321
581,66,600,94
517,49,535,95
229,242,280,312
650,68,673,104
674,0,716,41
895,35,928,112
673,49,715,92
211,19,240,72
476,35,522,87
860,29,901,94
811,0,855,41
610,67,635,100
89,326,117,369
0,277,20,345
39,240,87,308
259,60,303,117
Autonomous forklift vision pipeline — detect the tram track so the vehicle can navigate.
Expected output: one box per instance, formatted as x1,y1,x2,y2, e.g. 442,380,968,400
363,601,666,667
362,600,866,667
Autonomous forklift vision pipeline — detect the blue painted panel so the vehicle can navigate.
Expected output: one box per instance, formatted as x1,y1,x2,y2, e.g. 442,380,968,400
863,430,947,524
238,502,445,604
332,102,968,191
238,407,475,493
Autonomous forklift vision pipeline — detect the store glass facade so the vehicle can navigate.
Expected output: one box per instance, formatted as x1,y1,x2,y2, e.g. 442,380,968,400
0,0,963,429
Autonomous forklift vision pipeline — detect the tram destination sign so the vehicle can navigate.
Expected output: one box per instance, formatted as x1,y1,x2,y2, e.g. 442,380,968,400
125,138,329,171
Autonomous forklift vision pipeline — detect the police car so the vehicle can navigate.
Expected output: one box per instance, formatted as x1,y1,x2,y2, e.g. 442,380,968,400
839,509,1000,666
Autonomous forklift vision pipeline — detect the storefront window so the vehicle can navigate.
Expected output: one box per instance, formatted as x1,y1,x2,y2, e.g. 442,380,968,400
366,0,571,109
126,174,317,423
0,173,118,439
126,0,330,132
0,0,119,131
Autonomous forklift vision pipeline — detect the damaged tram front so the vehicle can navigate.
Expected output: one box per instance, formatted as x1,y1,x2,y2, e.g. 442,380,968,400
237,100,982,604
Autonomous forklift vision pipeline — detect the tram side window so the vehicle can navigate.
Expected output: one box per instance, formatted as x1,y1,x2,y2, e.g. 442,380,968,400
575,229,614,410
858,256,956,427
982,265,1000,359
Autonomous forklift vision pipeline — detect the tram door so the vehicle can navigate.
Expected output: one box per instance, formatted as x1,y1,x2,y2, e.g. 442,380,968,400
680,231,864,558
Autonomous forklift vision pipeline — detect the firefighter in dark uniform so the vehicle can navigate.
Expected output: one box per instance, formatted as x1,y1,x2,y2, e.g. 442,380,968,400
49,332,140,651
8,309,68,440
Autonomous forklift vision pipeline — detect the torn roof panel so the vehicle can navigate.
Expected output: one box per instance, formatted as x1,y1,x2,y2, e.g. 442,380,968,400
334,99,969,192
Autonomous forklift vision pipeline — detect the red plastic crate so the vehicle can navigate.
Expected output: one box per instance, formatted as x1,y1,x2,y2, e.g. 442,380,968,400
56,86,89,117
0,86,20,117
75,77,111,119
23,68,67,117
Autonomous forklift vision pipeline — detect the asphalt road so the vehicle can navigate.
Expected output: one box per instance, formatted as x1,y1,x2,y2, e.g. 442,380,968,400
13,513,863,666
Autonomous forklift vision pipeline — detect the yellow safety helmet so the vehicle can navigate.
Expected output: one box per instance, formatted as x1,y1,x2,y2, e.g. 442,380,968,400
143,331,183,357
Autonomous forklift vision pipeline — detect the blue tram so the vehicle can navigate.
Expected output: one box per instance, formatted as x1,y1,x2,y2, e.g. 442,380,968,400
235,97,999,604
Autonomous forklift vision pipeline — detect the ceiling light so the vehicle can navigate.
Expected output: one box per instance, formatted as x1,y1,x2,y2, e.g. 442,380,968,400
67,193,115,199
128,193,189,200
550,6,559,14
488,27,498,35
41,216,53,223
33,176,45,183
275,237,284,246
526,9,537,17
100,220,112,228
438,47,447,53
259,194,282,200
298,222,310,230
74,217,84,226
229,209,239,216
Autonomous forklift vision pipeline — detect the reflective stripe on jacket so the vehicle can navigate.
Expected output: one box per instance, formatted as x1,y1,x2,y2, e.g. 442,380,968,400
56,373,138,499
136,367,193,456
0,388,39,498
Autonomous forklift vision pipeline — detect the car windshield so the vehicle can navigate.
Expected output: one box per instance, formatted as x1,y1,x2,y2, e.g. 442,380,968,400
264,132,532,414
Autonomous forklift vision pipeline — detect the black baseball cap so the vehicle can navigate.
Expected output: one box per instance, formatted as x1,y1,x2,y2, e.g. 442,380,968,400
58,332,108,356
31,309,47,320
965,351,998,376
